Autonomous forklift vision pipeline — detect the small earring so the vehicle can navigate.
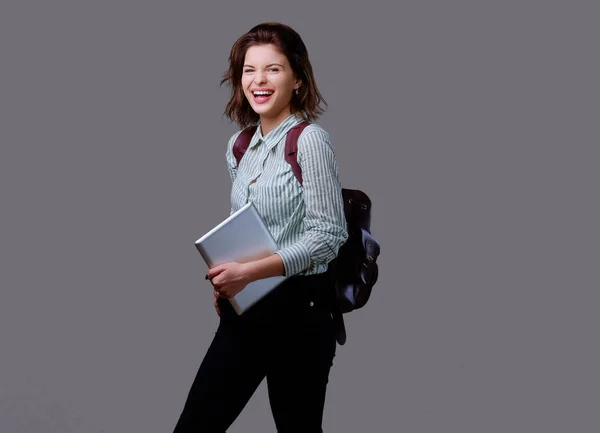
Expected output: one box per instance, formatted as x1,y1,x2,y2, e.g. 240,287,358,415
295,88,299,95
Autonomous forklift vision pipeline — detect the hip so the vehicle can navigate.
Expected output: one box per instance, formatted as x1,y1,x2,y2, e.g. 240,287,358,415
217,272,335,327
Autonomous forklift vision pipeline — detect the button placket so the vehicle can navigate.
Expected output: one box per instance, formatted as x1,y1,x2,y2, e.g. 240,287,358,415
243,140,264,203
246,173,261,203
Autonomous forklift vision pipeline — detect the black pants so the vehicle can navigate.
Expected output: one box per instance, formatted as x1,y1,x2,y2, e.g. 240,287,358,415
173,273,337,433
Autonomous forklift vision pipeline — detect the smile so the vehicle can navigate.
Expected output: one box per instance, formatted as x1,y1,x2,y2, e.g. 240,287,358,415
251,90,274,104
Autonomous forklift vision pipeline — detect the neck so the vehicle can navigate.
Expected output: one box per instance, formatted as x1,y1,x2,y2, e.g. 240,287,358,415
259,106,293,136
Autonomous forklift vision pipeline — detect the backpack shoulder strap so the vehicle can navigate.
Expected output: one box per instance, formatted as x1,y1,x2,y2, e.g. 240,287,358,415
232,125,258,167
284,121,311,186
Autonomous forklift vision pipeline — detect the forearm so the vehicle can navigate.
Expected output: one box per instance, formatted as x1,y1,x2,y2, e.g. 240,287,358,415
275,226,347,277
243,253,285,283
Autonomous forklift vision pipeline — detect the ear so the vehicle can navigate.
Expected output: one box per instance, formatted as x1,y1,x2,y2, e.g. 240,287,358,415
295,78,303,89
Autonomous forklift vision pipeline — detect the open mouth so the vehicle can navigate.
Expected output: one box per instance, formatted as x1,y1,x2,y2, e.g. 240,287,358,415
252,90,274,104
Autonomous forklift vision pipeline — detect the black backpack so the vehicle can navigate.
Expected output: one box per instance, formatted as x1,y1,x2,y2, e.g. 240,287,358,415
233,122,380,345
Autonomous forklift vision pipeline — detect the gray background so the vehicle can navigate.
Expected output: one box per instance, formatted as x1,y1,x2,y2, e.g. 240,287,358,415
1,1,598,432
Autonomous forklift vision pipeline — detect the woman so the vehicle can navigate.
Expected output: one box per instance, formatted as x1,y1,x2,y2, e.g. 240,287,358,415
173,22,348,433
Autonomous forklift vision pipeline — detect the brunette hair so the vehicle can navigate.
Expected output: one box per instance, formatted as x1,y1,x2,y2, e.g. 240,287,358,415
220,22,327,128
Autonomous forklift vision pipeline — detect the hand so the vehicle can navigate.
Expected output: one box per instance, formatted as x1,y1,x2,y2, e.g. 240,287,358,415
206,261,250,299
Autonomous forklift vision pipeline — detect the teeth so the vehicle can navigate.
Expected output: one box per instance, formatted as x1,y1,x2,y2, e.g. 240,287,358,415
253,91,273,96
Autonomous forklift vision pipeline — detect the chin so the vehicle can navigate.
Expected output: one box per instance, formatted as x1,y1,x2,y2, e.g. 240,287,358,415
252,104,276,117
247,97,278,116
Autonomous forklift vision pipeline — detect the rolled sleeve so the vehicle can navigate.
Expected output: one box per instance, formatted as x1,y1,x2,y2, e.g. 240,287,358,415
275,127,349,276
275,242,312,277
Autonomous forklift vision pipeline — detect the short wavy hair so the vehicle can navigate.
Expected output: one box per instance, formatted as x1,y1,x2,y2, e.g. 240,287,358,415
220,22,327,128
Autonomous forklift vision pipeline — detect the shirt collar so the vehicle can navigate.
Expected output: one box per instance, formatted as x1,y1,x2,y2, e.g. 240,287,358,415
249,113,304,149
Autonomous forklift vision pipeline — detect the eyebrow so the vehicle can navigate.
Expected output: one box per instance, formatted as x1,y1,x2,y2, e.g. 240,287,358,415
243,63,285,68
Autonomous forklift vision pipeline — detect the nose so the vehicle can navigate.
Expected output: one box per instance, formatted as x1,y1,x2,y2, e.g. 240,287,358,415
253,70,267,85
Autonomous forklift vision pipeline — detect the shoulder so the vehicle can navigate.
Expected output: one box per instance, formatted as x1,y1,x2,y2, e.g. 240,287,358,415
297,123,334,153
299,123,330,141
225,129,246,167
226,125,256,156
226,129,244,151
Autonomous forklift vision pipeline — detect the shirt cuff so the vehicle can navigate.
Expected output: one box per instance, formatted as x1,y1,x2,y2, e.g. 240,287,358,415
275,242,312,277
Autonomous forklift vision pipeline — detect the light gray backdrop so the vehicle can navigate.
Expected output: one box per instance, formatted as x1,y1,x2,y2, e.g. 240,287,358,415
1,1,599,432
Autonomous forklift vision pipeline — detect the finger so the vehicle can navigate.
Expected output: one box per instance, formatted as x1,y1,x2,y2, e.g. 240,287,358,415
206,264,227,280
215,286,226,298
212,275,227,291
214,261,234,272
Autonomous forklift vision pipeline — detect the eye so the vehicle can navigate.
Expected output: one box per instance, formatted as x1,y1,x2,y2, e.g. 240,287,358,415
243,69,254,73
269,68,280,72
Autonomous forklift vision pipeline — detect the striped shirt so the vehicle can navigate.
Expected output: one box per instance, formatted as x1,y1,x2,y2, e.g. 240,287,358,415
225,113,349,277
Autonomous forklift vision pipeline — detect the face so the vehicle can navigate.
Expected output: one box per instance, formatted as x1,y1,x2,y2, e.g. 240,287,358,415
241,44,301,122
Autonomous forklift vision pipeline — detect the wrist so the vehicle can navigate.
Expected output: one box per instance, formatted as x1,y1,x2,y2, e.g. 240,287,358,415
242,254,285,284
241,262,256,284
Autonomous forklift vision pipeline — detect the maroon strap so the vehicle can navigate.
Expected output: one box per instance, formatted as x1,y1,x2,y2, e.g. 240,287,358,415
284,122,310,186
232,125,257,166
232,122,311,187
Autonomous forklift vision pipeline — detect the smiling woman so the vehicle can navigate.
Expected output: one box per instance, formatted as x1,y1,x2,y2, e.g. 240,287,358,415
172,22,348,433
243,46,301,135
221,22,326,132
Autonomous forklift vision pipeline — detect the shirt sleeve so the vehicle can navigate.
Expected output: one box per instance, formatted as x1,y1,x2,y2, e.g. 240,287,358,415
225,131,241,185
225,131,242,216
275,128,349,276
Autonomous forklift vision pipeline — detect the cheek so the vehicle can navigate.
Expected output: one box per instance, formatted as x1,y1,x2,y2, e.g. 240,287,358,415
271,79,291,96
277,77,296,96
241,75,252,90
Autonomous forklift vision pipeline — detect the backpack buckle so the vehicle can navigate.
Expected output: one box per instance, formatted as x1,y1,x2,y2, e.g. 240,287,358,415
362,255,375,267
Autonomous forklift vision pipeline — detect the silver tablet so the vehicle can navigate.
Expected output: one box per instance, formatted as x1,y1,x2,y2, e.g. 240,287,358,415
195,202,287,314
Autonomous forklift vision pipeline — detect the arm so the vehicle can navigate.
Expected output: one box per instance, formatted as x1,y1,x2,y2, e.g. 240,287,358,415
209,128,347,297
244,253,285,280
224,131,242,216
274,128,348,277
207,254,284,299
225,131,240,185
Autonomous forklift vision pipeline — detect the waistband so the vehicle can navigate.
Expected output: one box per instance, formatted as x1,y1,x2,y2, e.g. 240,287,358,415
218,271,334,322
